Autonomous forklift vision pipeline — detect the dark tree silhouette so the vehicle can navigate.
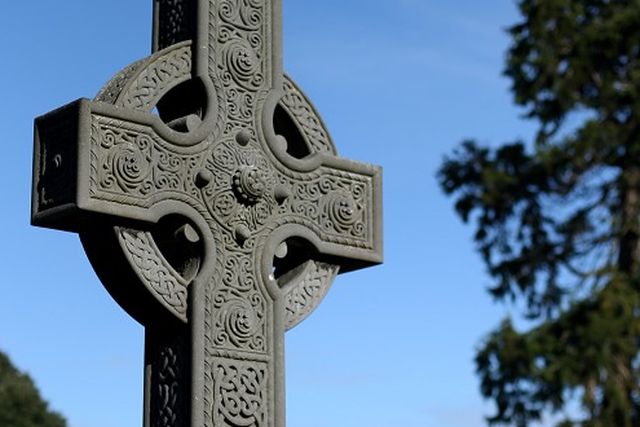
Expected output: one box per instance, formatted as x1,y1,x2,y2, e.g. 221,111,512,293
0,351,66,427
438,1,640,426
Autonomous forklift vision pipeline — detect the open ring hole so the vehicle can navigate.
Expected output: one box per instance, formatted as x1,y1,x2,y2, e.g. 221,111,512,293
273,104,312,159
150,215,203,282
154,79,207,134
271,237,316,287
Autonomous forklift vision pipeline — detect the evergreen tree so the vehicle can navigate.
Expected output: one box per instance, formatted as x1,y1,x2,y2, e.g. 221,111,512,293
437,1,640,425
0,351,66,427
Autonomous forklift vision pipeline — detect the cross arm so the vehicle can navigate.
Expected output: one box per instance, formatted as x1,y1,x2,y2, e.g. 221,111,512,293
256,155,382,299
297,157,382,269
32,98,209,232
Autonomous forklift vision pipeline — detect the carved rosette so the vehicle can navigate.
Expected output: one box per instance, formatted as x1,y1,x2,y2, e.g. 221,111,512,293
223,39,264,90
196,138,278,242
114,143,151,191
232,166,268,205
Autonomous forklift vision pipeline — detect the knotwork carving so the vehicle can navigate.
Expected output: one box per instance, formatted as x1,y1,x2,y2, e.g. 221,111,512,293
156,345,182,427
284,262,340,330
156,0,195,50
212,359,267,427
95,59,147,105
122,43,192,111
118,227,189,321
280,78,337,155
146,328,189,427
219,0,263,31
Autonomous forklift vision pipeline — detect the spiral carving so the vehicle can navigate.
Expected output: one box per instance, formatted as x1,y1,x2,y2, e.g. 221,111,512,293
213,291,265,351
224,40,263,90
220,0,263,31
327,192,357,224
113,142,151,189
225,299,259,343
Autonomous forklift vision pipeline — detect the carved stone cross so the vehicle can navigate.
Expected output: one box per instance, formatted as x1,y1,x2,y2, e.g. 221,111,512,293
31,1,382,426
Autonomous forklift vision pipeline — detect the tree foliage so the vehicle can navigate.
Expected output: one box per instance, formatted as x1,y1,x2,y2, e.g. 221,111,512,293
0,350,66,427
438,1,640,425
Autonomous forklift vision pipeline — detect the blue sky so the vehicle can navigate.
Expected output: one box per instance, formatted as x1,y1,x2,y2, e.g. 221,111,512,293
0,1,553,426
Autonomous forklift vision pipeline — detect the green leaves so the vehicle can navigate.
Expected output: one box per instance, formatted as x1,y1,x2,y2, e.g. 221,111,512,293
0,351,66,427
437,0,640,425
438,137,611,318
507,0,640,135
476,277,640,426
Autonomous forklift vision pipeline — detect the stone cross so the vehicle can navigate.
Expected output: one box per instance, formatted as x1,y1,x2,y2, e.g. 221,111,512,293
31,1,382,426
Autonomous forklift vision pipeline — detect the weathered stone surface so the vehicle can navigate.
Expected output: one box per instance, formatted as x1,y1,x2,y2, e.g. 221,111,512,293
32,1,382,426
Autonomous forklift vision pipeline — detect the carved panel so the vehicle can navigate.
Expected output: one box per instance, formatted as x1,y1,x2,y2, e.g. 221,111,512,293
89,115,206,206
147,328,190,427
156,345,182,427
211,358,267,427
212,0,270,135
156,0,195,51
286,170,373,248
192,132,374,252
211,253,268,353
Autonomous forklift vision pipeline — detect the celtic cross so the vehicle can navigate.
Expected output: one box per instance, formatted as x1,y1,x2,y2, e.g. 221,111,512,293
31,1,382,426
